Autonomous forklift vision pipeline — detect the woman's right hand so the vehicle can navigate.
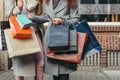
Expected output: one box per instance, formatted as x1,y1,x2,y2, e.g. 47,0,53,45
17,0,23,10
52,18,63,25
27,15,32,20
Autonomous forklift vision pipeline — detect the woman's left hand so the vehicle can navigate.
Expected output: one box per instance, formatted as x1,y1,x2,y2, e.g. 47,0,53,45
52,18,62,25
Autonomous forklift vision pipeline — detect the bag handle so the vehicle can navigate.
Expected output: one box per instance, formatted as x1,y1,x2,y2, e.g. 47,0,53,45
69,20,77,31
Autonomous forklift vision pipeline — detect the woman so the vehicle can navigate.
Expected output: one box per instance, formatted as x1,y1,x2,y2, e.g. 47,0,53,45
28,0,80,80
11,0,44,80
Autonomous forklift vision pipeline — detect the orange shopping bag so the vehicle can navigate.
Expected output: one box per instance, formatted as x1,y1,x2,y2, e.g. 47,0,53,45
9,16,32,39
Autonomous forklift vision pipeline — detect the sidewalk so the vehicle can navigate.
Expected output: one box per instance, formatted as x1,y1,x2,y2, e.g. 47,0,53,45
0,70,109,80
102,70,120,80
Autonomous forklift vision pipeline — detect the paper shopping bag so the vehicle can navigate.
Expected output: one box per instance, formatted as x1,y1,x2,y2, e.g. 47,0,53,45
9,16,32,39
48,23,70,51
54,26,78,54
46,32,88,64
4,29,41,58
16,14,33,29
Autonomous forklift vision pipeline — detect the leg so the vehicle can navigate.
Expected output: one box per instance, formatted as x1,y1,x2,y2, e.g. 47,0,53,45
15,76,24,80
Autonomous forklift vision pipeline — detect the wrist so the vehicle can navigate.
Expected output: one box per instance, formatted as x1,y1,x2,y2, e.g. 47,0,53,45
17,5,23,11
60,18,66,24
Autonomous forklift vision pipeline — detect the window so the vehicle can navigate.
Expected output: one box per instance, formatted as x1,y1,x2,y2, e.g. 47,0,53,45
79,0,120,22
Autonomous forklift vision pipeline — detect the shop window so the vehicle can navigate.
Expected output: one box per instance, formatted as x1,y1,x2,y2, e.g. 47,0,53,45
79,0,120,22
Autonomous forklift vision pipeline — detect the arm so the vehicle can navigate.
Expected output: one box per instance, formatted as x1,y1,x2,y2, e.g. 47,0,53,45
63,3,80,26
61,17,80,26
12,0,23,15
36,9,80,26
31,1,80,25
58,5,80,26
4,0,15,19
53,2,80,26
31,13,50,24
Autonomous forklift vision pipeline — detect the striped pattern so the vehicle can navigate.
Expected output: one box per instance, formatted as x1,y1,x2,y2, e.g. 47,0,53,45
78,53,100,69
106,50,120,68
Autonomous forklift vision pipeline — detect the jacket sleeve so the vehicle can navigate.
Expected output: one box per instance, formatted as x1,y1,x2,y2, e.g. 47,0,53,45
60,4,80,26
12,1,25,15
61,16,80,26
4,0,15,19
31,13,50,24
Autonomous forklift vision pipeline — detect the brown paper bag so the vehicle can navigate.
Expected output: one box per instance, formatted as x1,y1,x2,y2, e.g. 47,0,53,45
46,32,88,64
4,28,41,58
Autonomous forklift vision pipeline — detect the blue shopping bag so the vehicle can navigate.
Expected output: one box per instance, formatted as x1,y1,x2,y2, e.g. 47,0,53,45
48,23,69,51
53,26,78,54
16,14,33,29
76,20,102,59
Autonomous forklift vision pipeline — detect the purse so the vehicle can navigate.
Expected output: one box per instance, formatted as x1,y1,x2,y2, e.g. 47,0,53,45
4,29,41,58
9,16,32,39
16,14,33,29
48,23,70,51
46,32,88,64
76,20,102,59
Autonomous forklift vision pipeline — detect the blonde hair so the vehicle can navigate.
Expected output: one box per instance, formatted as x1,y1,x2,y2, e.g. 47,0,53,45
35,0,42,15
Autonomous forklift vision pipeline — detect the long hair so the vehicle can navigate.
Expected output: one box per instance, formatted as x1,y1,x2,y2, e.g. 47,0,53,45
36,0,43,15
45,0,78,8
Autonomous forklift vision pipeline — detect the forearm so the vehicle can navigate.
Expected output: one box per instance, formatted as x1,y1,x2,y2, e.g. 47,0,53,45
61,17,80,26
12,6,21,15
32,15,49,24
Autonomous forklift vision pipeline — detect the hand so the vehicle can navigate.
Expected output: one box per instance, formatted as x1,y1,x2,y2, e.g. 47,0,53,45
52,18,62,25
17,0,23,10
27,15,32,20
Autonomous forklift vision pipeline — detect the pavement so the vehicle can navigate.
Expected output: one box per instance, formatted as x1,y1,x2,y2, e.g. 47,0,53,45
102,70,120,80
0,70,110,80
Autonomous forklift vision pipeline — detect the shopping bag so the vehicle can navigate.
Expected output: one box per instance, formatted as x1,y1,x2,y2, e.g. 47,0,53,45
76,20,102,59
4,29,41,58
48,58,77,69
16,14,33,29
48,23,70,51
54,26,78,54
9,16,32,39
46,32,88,64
